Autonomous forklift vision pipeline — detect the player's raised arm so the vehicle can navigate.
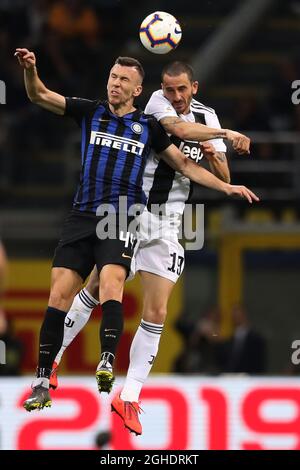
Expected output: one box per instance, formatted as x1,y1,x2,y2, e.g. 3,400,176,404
160,115,227,141
160,116,250,155
159,144,259,203
14,48,66,115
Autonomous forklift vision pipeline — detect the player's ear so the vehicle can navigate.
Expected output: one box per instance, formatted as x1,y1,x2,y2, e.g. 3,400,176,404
133,85,143,97
192,81,199,95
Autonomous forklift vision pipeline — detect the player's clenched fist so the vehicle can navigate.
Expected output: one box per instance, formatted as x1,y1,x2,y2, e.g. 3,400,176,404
14,48,36,69
200,141,217,160
226,130,250,155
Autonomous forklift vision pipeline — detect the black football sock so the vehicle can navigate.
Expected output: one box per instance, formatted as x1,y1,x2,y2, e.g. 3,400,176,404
37,306,67,378
100,300,124,365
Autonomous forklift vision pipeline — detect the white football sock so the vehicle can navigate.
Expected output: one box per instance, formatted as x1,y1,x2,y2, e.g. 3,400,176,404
120,319,163,402
55,288,98,365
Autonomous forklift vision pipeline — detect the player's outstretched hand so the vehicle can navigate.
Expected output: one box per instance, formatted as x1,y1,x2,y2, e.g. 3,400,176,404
14,48,36,69
225,184,259,203
226,130,250,155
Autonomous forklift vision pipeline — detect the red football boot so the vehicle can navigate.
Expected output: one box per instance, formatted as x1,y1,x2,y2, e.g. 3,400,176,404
49,361,59,390
111,394,142,436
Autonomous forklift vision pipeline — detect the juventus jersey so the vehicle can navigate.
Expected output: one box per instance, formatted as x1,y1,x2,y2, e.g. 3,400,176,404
144,89,226,215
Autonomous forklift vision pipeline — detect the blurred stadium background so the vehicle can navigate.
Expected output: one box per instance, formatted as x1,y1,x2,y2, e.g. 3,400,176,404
1,0,300,450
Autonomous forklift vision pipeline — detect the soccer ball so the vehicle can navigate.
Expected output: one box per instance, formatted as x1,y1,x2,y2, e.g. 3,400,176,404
139,11,182,54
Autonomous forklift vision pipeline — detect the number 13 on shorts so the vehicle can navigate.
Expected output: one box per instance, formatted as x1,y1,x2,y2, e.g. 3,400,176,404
168,252,184,276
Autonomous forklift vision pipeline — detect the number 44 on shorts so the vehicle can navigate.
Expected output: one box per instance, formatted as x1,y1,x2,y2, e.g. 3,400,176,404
119,230,136,248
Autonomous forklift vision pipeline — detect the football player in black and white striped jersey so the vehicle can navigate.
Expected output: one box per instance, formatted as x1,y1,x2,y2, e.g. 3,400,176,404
51,62,255,435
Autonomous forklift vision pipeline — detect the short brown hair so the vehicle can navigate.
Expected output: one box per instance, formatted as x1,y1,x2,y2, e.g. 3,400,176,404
161,61,195,83
114,56,145,82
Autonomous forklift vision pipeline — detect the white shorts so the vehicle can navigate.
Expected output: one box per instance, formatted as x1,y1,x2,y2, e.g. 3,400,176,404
130,209,185,283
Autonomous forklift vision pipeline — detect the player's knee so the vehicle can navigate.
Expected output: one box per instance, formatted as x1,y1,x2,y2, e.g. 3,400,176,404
100,277,124,300
144,306,167,325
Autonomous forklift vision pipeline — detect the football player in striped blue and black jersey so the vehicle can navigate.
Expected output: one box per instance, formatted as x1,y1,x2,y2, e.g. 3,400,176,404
16,48,258,411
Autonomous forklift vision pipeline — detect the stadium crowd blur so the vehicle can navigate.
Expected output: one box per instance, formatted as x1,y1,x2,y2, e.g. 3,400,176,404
1,0,300,376
173,305,267,375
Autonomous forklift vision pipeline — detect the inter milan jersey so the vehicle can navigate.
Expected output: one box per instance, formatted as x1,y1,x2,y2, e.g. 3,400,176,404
64,97,171,214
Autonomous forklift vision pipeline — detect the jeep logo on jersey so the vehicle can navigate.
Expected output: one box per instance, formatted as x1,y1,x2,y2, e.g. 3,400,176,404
131,122,143,134
90,131,144,156
179,141,203,163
